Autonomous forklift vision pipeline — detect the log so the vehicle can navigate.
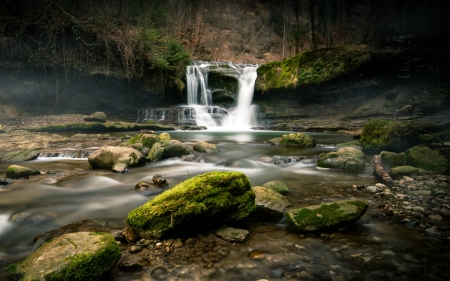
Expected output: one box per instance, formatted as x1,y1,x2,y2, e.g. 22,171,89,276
373,155,394,187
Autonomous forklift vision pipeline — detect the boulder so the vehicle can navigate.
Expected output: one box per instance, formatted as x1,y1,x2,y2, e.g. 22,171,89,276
152,174,168,187
6,165,41,179
88,146,146,171
193,141,220,153
390,165,426,178
252,186,292,222
405,146,450,173
0,149,40,162
317,147,365,171
261,180,290,194
158,132,171,145
0,124,5,133
126,171,256,239
127,134,158,155
279,133,317,147
148,142,165,162
163,140,194,159
285,200,368,232
380,151,405,168
84,111,107,122
216,227,249,242
5,232,120,281
360,119,420,153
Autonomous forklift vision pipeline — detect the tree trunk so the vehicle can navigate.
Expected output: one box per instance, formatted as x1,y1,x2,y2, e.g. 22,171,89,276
373,155,394,187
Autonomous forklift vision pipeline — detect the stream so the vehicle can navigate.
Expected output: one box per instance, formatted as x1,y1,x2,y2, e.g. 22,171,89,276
1,130,449,280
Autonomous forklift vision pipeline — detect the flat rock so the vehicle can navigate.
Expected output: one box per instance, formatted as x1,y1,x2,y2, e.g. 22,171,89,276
216,227,249,242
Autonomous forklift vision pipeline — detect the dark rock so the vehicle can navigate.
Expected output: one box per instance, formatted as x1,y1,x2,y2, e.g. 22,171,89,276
118,255,145,272
135,181,160,190
153,174,168,187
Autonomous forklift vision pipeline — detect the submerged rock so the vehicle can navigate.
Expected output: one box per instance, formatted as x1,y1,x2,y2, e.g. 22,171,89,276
216,227,249,242
279,132,317,148
6,232,121,281
88,146,146,171
163,140,194,159
285,199,368,232
317,147,365,171
0,149,40,162
193,141,220,153
126,171,256,239
5,165,41,179
153,174,168,187
253,186,292,222
261,180,290,194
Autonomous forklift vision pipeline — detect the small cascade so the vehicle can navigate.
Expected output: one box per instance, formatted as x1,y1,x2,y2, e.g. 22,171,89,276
136,109,167,123
38,150,92,159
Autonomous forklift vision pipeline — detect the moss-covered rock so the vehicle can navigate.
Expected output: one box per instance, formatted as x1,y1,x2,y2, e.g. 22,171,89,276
163,140,193,159
158,132,171,144
6,165,41,179
126,133,159,155
252,186,292,222
193,141,220,153
380,151,405,168
0,124,5,133
0,149,40,162
6,232,120,281
84,112,107,122
261,180,289,194
317,147,366,171
147,142,165,162
88,146,146,171
335,140,361,149
360,119,420,153
279,132,317,147
404,146,450,173
390,165,426,178
285,200,368,233
126,171,256,239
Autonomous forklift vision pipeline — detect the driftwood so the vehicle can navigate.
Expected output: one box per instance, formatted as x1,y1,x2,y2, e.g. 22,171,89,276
373,155,394,187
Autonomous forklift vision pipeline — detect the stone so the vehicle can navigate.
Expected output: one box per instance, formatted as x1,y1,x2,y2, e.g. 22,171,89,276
279,132,317,148
126,171,256,239
317,147,365,171
0,124,4,133
390,166,425,179
366,186,381,193
193,141,220,153
428,214,442,221
126,133,159,155
153,174,168,187
84,111,107,122
252,186,292,222
261,180,290,194
147,142,165,162
380,151,405,168
129,245,143,253
135,181,160,190
5,232,120,280
404,146,450,173
118,255,145,272
88,146,146,171
215,227,249,242
424,228,440,237
158,132,171,144
285,200,368,233
5,165,41,179
163,140,194,159
248,250,266,260
112,163,127,173
0,149,40,162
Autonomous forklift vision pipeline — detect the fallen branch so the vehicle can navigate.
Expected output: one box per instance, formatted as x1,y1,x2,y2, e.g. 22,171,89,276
373,155,394,187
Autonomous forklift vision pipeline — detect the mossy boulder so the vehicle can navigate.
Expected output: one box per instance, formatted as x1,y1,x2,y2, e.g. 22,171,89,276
0,124,5,133
84,111,107,122
158,132,171,145
88,146,146,171
147,142,165,162
6,165,41,179
126,134,158,155
390,165,426,178
279,133,317,148
335,141,361,149
380,151,405,168
404,146,450,173
317,147,366,171
285,200,368,233
0,149,40,162
126,171,256,239
6,232,120,281
252,186,292,222
261,180,289,194
360,119,420,153
163,140,193,159
193,141,220,153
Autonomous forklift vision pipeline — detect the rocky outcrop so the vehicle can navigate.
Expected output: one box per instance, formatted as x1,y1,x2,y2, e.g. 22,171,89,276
279,132,317,147
6,165,41,179
193,141,220,153
6,232,120,281
317,147,365,171
0,149,40,162
88,146,146,171
126,171,256,239
252,186,292,222
285,200,368,232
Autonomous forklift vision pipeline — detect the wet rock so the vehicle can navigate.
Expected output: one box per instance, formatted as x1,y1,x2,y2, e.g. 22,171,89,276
286,200,368,232
380,151,405,168
252,186,292,222
366,185,382,193
6,232,120,280
258,156,273,163
274,156,290,164
405,146,450,173
0,149,40,162
126,134,159,155
0,177,10,186
112,163,128,173
129,245,143,253
266,137,281,145
6,164,41,179
122,225,138,243
153,174,168,187
135,181,160,190
151,266,169,279
88,146,146,171
248,250,266,260
390,166,426,178
163,140,194,159
148,142,165,162
279,132,317,148
261,180,290,194
158,132,171,145
317,147,365,171
216,227,249,242
429,214,443,221
193,141,220,153
118,255,145,271
84,111,107,122
182,125,207,130
425,228,441,237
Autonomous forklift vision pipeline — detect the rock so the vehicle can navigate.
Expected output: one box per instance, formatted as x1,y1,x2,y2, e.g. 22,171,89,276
153,174,168,187
118,255,145,272
126,171,256,239
193,141,220,153
88,146,146,171
126,134,159,154
380,151,405,168
279,132,317,147
216,227,249,242
163,140,194,159
5,165,41,179
135,181,160,190
252,186,292,222
147,142,165,162
0,149,40,162
428,214,442,221
122,225,138,243
181,125,207,130
248,250,266,260
424,228,441,237
366,186,381,193
404,146,450,173
158,132,171,145
261,180,290,194
5,232,121,280
360,119,420,153
0,177,10,186
266,138,281,145
129,245,143,253
0,124,4,133
285,200,368,233
317,147,365,171
112,163,128,173
390,166,425,178
151,266,169,279
84,111,107,122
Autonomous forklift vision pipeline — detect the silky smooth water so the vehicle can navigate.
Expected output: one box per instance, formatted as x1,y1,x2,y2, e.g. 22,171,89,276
1,130,449,280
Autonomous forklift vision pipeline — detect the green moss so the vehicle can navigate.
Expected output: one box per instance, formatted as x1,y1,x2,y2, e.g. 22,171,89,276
127,134,158,148
404,146,450,173
158,132,171,144
279,132,317,147
335,141,361,148
390,165,426,178
380,151,405,168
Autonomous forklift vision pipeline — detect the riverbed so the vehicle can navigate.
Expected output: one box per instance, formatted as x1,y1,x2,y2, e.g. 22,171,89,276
0,130,449,281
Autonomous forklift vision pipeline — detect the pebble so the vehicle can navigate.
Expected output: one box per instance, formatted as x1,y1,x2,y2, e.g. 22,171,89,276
429,214,443,221
129,245,142,253
151,266,168,279
366,186,381,193
425,228,441,237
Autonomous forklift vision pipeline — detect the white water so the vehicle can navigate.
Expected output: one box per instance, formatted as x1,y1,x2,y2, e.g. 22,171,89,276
185,62,258,129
